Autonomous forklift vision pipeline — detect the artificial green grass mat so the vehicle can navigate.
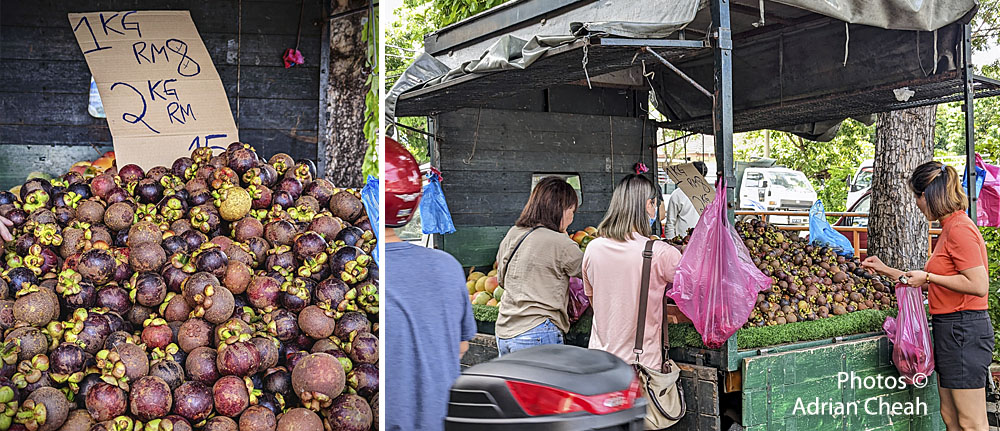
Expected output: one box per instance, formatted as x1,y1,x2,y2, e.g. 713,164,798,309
473,305,592,334
474,304,895,349
668,308,896,350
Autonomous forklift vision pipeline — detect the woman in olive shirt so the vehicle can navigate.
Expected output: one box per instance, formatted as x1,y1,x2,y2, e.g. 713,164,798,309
494,177,583,355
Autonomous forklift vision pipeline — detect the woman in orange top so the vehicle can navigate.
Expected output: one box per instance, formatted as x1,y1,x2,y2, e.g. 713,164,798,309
862,162,992,431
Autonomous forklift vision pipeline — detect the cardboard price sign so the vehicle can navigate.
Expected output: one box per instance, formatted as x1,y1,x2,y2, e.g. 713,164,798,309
663,163,715,215
68,10,238,170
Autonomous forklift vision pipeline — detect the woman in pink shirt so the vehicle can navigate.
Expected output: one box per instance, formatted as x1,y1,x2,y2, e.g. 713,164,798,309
583,174,682,371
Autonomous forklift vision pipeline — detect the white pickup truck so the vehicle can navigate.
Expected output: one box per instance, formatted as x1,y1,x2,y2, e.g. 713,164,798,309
738,167,817,224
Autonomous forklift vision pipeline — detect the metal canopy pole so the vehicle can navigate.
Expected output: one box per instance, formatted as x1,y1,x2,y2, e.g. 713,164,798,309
712,0,736,222
962,23,978,222
710,0,740,373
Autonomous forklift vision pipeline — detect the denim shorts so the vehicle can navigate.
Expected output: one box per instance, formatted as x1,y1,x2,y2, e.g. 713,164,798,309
931,310,994,389
496,319,564,356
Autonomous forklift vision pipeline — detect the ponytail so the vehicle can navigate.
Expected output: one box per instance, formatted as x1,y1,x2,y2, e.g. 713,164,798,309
908,161,967,219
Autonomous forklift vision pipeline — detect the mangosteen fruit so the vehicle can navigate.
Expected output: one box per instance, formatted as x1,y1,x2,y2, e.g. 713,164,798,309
291,353,344,410
325,393,373,431
292,232,326,261
212,375,249,417
328,191,364,223
331,246,370,285
149,359,185,391
233,217,264,242
127,221,162,247
59,409,95,431
216,341,261,377
75,200,105,224
222,260,252,295
266,309,300,341
204,416,239,431
276,408,323,431
247,276,282,312
264,220,296,247
348,332,378,365
185,347,219,384
309,215,344,241
13,287,59,327
177,318,213,353
77,249,116,285
135,178,164,204
335,312,371,341
86,382,127,422
22,386,70,431
129,375,172,421
95,286,131,316
194,247,228,279
218,187,252,222
239,405,276,431
250,337,280,372
264,368,293,397
172,381,213,423
131,272,167,308
103,202,134,232
297,306,335,339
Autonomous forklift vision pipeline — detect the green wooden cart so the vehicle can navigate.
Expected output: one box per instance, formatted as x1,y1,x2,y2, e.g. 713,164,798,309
463,305,947,430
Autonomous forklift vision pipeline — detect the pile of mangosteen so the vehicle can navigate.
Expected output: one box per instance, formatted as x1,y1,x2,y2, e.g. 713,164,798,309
0,143,378,431
666,219,895,327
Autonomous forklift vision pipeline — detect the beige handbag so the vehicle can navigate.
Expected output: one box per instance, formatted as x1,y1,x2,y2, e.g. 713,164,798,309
633,240,685,430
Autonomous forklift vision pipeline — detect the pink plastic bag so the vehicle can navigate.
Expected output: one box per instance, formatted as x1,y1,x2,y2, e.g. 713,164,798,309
568,277,590,323
975,153,1000,227
666,180,772,348
883,284,934,383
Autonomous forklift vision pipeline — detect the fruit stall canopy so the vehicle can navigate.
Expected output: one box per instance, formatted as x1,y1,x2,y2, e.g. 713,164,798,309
389,0,1000,141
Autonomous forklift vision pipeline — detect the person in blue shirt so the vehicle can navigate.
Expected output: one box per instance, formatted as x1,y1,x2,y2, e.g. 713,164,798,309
385,137,476,430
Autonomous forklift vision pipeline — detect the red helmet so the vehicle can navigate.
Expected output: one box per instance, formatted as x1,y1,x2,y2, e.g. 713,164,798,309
386,136,423,227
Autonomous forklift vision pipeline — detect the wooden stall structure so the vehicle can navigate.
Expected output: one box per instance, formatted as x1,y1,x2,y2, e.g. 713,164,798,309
1,0,329,189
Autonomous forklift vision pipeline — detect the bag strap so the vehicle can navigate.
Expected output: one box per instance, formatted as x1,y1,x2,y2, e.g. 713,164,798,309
633,239,655,362
498,226,542,288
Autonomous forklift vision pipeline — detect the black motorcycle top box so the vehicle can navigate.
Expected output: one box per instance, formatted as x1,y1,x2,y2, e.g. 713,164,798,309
446,344,647,431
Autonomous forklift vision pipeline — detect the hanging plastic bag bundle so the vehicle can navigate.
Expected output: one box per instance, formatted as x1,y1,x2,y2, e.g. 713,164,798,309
808,200,855,256
667,180,772,348
419,168,456,235
360,175,380,262
567,277,590,323
882,284,934,383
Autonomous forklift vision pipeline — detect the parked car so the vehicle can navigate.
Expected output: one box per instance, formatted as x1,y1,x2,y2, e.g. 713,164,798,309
846,159,874,210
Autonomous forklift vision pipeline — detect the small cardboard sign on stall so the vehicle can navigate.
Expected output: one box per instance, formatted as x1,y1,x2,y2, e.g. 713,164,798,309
68,10,238,170
663,163,715,214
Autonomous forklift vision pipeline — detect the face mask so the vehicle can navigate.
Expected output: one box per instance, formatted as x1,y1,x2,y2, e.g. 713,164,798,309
650,216,657,227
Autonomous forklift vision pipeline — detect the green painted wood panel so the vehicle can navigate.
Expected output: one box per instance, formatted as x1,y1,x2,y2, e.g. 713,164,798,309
440,226,510,268
742,335,945,430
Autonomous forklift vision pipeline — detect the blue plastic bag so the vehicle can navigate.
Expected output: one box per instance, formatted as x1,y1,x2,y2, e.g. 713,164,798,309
420,171,456,235
360,175,380,263
808,200,855,256
961,164,986,198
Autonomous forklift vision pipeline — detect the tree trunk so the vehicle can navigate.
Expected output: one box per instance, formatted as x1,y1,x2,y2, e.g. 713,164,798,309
868,106,937,271
324,0,369,188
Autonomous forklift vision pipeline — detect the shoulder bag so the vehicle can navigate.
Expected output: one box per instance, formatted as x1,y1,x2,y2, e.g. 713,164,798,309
634,239,685,429
497,226,542,288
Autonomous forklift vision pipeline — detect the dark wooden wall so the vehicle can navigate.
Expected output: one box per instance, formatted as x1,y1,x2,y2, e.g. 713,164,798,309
434,87,654,267
0,0,324,189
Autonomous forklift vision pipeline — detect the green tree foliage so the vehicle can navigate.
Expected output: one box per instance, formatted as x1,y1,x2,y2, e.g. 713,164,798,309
361,6,379,180
934,0,1000,164
386,0,512,165
737,120,876,213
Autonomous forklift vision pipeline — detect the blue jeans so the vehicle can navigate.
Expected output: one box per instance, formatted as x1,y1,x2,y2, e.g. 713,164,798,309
496,319,564,356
